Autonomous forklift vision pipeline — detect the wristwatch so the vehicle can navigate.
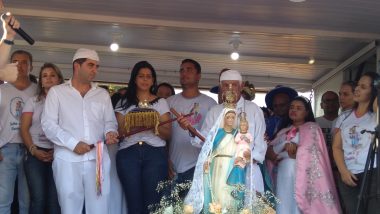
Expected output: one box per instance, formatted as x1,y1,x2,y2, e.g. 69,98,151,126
2,39,14,45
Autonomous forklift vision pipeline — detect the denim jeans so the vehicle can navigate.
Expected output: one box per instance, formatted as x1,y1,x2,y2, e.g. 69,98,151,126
116,143,168,214
0,144,30,214
24,148,60,214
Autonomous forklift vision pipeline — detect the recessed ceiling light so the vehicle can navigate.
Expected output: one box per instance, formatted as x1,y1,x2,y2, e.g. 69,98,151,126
110,42,119,52
308,57,315,64
230,52,239,60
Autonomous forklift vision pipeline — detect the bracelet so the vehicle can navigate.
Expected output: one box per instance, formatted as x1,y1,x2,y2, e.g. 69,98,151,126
29,144,37,156
2,39,14,45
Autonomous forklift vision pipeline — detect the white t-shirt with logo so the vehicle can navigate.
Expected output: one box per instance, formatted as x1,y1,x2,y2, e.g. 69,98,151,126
22,96,54,149
340,111,376,174
167,93,217,173
116,98,170,150
0,83,37,147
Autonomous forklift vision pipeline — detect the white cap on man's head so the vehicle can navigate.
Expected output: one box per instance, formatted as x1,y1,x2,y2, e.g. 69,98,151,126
72,48,99,62
219,69,242,83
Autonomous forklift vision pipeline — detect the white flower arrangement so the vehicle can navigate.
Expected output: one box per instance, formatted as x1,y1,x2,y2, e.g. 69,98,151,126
149,180,192,214
150,180,279,214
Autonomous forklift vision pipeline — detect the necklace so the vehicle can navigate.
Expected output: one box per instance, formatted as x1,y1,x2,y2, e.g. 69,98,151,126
137,94,152,108
224,128,233,134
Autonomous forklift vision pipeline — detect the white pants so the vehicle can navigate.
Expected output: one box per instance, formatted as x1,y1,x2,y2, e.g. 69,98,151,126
52,155,111,214
107,144,128,214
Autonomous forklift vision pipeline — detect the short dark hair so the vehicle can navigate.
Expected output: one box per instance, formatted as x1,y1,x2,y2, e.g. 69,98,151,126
181,59,201,73
341,80,356,93
156,82,175,97
10,50,33,65
321,91,339,102
72,58,87,71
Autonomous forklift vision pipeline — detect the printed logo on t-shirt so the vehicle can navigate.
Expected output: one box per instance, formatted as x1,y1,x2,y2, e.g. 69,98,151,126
349,126,360,147
188,103,202,127
346,125,363,161
9,97,24,130
10,97,24,120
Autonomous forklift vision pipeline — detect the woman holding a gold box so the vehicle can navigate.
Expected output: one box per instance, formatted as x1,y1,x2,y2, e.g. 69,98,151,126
115,61,171,214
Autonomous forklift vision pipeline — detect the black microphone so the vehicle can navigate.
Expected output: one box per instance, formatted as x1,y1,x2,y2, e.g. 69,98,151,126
3,13,35,45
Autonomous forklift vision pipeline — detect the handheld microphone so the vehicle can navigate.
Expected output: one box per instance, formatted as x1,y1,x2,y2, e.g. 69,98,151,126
3,12,35,45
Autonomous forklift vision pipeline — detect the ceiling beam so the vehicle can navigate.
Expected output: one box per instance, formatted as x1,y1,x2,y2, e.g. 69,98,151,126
10,7,380,40
14,40,338,67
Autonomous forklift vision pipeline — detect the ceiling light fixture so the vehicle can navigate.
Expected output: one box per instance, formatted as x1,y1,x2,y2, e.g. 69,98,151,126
230,52,239,61
109,33,123,52
110,42,119,52
308,57,315,64
289,0,306,3
229,33,242,61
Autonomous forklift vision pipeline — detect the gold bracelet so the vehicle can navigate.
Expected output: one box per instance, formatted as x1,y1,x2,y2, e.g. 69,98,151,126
29,144,37,156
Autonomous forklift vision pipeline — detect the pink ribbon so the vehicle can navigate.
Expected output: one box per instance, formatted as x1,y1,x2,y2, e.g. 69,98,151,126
286,127,298,142
96,141,103,196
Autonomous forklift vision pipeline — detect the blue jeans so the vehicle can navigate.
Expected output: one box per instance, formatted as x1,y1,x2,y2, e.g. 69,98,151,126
116,143,168,214
0,144,30,214
24,148,60,214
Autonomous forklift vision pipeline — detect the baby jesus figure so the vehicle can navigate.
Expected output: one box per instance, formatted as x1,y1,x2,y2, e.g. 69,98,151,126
227,118,252,188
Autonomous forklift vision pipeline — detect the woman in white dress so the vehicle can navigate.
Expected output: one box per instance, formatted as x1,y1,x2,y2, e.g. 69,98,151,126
271,96,341,214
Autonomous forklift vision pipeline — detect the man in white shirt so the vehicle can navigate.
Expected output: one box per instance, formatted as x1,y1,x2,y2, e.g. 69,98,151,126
41,48,118,214
316,91,339,148
186,70,267,165
167,59,216,197
0,50,36,214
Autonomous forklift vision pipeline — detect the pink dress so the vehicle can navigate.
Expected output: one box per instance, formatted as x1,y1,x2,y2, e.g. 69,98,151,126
226,133,252,187
271,122,341,214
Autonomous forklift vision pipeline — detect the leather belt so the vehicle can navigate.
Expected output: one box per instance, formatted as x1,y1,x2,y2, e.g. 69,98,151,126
214,154,233,158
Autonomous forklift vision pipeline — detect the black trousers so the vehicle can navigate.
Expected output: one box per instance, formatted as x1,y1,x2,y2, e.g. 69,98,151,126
338,171,380,214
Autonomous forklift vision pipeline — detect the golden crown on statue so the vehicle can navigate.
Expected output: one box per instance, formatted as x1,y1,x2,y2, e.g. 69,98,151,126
223,83,237,109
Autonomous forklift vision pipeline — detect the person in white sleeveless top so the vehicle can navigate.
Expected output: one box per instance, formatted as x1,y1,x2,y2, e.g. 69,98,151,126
21,63,64,214
333,72,380,214
0,50,37,214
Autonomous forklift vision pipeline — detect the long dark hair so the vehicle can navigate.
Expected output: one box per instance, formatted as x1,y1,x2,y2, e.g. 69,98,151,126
121,61,158,110
277,96,315,132
353,71,379,113
37,63,64,101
